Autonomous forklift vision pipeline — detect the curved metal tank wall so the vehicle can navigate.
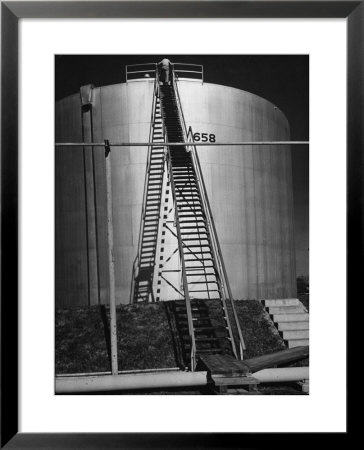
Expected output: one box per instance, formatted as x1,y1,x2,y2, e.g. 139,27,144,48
55,78,296,307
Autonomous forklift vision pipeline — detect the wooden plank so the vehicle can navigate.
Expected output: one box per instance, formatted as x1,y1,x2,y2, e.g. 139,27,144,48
243,346,309,373
212,375,260,386
198,354,250,376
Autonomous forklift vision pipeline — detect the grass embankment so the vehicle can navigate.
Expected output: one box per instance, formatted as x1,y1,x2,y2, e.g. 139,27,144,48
56,300,285,375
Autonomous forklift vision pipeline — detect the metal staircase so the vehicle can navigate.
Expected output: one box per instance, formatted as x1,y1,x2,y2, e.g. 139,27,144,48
131,64,245,370
158,68,245,370
131,89,165,303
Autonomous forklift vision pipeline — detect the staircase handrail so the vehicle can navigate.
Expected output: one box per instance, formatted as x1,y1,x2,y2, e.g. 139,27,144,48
126,62,203,83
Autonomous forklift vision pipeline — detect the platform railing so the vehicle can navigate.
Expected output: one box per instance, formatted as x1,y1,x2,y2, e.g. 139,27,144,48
126,63,157,82
126,62,203,83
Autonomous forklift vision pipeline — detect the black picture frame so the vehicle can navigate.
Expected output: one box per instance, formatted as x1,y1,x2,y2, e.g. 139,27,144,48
1,1,356,447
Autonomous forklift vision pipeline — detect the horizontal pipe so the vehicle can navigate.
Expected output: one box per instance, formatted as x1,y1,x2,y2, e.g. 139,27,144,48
55,367,309,394
58,367,181,378
55,141,309,148
56,370,208,394
253,367,309,383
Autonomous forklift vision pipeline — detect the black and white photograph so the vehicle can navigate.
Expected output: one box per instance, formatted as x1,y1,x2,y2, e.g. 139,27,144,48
55,55,309,395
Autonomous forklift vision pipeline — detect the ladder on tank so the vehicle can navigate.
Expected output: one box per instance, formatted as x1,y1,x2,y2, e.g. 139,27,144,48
132,67,245,370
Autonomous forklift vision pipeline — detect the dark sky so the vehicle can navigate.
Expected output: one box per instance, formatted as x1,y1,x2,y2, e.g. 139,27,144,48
56,55,309,277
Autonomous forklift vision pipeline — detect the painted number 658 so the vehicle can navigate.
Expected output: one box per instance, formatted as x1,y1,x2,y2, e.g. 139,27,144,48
193,133,216,143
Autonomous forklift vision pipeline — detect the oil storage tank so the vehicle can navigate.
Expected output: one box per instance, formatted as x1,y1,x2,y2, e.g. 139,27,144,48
55,64,297,307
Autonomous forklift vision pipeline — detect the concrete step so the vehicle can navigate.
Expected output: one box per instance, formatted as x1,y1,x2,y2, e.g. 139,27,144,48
268,305,305,315
278,321,309,331
282,329,309,340
288,339,309,348
263,298,309,350
264,298,299,307
273,313,309,322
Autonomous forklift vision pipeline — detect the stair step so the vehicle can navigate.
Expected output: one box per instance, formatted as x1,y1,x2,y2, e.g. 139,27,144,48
174,180,197,184
184,253,213,262
150,157,164,162
183,244,210,248
196,349,224,354
179,220,206,224
180,230,207,234
195,337,225,342
287,339,309,348
193,326,227,332
268,306,305,314
282,330,309,340
189,289,219,293
181,229,207,232
144,217,159,222
273,313,309,322
178,208,203,213
182,239,208,243
184,250,212,254
140,243,157,249
186,271,216,274
277,321,309,331
178,214,205,218
264,298,300,307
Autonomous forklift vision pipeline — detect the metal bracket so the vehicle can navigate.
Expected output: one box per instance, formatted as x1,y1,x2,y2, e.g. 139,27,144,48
104,139,111,158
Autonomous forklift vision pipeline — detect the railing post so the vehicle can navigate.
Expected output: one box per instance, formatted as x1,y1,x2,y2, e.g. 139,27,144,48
104,139,119,375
